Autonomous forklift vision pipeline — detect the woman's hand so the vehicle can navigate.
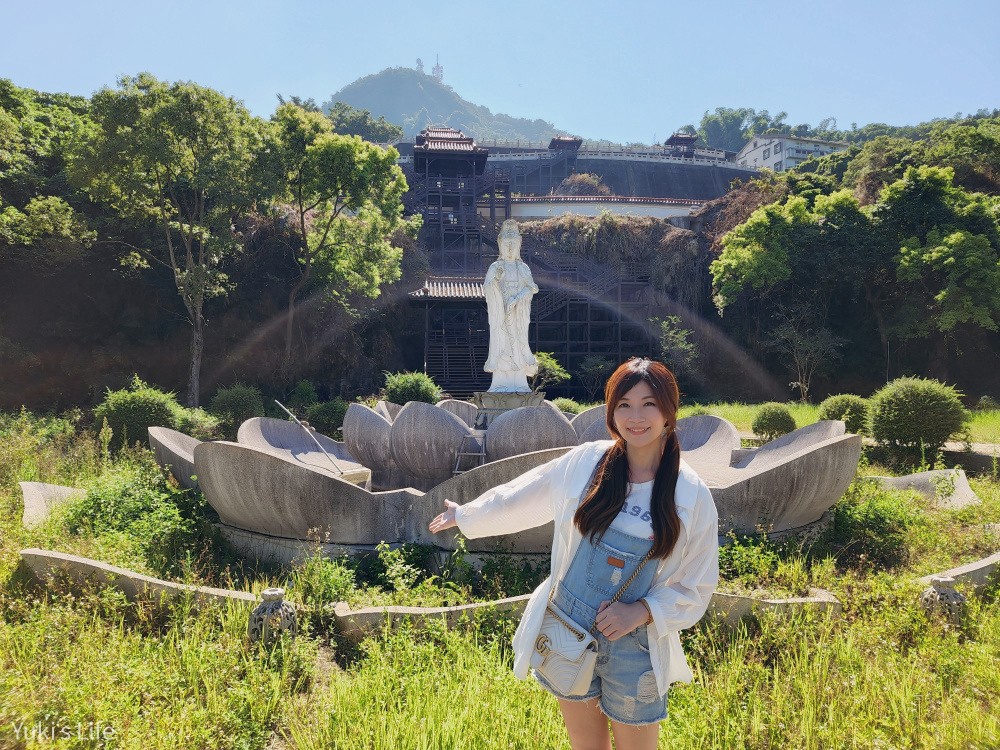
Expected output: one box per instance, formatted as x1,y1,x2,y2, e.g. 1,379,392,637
428,499,460,534
594,600,649,640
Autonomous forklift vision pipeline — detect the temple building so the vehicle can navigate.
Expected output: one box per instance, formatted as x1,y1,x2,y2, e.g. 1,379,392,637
405,127,662,398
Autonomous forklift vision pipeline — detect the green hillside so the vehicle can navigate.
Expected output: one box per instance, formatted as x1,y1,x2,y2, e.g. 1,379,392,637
323,66,566,142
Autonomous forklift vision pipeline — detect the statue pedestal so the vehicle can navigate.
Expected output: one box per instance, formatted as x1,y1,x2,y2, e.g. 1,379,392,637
473,391,545,429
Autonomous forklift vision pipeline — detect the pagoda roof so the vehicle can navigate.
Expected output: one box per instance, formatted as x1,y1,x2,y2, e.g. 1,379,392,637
413,126,488,155
664,132,699,146
409,276,485,300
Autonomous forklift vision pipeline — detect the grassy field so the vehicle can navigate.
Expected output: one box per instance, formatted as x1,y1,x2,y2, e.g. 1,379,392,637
678,402,1000,446
2,409,1000,748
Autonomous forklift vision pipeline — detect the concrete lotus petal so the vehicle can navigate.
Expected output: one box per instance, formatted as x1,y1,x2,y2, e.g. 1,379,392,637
375,400,402,422
343,403,394,471
579,417,613,443
437,399,478,427
733,421,846,470
237,417,368,486
873,469,980,510
486,405,578,462
676,415,742,478
570,404,606,440
195,441,415,543
707,433,862,534
148,426,201,490
390,401,472,482
20,482,83,527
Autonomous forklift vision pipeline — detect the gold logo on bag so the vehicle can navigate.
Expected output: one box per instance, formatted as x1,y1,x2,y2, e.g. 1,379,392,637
535,635,551,655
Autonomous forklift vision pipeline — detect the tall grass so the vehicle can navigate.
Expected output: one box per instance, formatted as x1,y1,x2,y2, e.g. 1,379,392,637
2,409,1000,748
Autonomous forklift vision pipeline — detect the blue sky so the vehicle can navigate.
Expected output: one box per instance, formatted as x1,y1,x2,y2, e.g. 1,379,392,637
4,0,998,143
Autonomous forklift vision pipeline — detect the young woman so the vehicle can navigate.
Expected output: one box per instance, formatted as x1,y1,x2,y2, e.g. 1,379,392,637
428,358,719,750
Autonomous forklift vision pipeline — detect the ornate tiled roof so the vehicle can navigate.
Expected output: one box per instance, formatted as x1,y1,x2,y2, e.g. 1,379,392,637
408,276,485,300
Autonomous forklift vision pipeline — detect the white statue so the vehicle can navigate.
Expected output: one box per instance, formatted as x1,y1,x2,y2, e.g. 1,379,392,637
484,220,538,392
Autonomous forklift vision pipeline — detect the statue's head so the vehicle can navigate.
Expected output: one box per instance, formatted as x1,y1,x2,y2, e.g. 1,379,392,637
498,219,521,260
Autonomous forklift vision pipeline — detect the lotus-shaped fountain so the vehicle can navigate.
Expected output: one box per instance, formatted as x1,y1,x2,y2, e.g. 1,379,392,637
149,402,861,565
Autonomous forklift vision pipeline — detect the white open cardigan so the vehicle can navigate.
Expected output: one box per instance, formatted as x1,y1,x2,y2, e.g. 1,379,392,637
455,439,719,697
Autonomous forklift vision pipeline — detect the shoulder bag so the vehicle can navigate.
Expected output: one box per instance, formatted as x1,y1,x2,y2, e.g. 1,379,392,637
531,548,654,696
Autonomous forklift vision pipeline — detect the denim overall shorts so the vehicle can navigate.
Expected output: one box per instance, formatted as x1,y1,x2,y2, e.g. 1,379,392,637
534,525,667,725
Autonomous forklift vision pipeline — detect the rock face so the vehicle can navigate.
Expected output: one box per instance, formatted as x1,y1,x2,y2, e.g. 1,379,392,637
148,426,202,490
389,401,473,486
20,482,83,527
485,405,578,462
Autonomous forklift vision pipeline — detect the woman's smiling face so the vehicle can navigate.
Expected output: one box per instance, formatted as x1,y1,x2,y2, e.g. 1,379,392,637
612,380,668,448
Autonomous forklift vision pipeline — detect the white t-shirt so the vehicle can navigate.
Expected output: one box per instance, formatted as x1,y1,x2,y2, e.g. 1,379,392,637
610,480,655,540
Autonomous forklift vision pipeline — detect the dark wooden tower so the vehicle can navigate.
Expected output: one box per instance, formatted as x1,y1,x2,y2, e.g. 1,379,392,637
407,127,654,398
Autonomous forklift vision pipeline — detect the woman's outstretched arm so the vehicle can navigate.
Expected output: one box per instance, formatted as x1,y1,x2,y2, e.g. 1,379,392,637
428,448,577,539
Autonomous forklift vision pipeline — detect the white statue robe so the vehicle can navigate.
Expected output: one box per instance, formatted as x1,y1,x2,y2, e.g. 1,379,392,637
484,259,538,377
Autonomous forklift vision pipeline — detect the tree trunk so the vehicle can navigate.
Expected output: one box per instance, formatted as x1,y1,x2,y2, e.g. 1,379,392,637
282,282,304,379
186,312,205,407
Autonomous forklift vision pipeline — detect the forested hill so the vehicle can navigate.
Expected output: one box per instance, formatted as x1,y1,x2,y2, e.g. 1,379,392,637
324,67,565,142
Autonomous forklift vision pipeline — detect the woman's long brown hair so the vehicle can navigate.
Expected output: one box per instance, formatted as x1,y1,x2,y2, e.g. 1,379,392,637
573,358,682,560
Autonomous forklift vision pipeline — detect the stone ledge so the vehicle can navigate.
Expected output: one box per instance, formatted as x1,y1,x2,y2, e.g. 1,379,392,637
917,550,1000,592
333,595,533,643
17,547,844,639
18,548,257,611
707,587,842,627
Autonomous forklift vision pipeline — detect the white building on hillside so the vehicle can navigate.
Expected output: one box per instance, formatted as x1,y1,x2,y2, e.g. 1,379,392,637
735,135,848,172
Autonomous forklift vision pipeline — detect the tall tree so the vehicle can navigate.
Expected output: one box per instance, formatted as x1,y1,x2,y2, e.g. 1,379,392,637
326,101,403,143
69,74,266,406
269,103,416,373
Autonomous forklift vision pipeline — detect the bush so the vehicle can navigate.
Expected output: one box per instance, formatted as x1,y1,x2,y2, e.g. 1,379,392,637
209,382,265,437
383,371,441,405
869,377,968,453
977,395,999,411
829,480,918,569
62,454,208,577
551,397,582,415
287,380,319,413
305,399,349,439
752,402,796,441
818,394,869,434
93,376,179,451
173,407,222,441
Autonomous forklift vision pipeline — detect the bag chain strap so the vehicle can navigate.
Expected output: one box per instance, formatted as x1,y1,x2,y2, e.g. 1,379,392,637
545,548,655,641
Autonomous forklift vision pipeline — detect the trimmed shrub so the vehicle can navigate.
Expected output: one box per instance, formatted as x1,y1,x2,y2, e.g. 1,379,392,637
752,403,796,441
306,398,349,439
93,376,179,451
552,397,583,415
818,394,869,434
209,382,265,438
383,371,441,405
869,377,968,453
